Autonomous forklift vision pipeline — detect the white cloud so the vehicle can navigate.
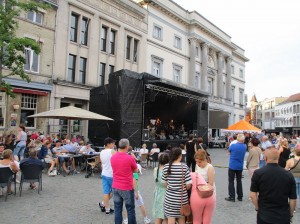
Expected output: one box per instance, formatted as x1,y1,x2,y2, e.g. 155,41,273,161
172,0,300,101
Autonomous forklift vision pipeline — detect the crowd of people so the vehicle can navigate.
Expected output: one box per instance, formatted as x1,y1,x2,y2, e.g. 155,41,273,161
1,125,299,224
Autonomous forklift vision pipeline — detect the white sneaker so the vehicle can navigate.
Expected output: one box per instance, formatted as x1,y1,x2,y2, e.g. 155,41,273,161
123,218,128,224
144,217,151,224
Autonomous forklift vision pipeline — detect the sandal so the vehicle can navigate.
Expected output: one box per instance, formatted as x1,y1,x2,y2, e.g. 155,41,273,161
30,184,37,190
7,191,13,195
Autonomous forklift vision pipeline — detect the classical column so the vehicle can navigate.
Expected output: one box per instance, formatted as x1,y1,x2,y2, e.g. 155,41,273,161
188,38,196,87
217,52,223,98
201,43,208,91
226,57,232,100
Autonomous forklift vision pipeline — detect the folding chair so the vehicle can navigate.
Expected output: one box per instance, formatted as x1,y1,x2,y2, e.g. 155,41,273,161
140,153,148,168
19,164,43,196
0,167,15,201
85,156,101,178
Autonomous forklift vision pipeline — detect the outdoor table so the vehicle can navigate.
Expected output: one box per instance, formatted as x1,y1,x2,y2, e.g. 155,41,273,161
81,152,100,174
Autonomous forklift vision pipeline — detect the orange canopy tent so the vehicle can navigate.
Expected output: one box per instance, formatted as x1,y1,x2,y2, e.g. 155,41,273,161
223,120,261,133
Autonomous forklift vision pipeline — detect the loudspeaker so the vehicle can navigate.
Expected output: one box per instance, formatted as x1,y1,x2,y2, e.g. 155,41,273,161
142,129,149,141
192,130,198,138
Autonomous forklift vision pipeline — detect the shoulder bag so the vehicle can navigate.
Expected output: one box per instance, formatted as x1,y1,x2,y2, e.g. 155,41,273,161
180,164,191,216
196,173,214,198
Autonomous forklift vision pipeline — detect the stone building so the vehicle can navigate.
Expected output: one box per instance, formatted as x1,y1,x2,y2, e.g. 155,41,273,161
275,93,300,135
136,0,249,134
0,0,58,134
50,0,148,138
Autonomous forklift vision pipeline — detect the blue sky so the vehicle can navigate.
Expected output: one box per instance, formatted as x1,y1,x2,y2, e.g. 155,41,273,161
173,0,300,105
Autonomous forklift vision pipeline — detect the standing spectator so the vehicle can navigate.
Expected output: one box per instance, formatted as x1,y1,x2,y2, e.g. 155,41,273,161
278,139,291,168
285,144,300,210
162,147,192,224
99,137,116,215
246,138,261,178
20,149,44,190
259,136,272,168
13,124,27,161
111,139,138,224
229,134,238,146
152,153,169,224
4,134,14,150
184,134,197,171
250,146,297,224
191,150,216,224
225,134,247,202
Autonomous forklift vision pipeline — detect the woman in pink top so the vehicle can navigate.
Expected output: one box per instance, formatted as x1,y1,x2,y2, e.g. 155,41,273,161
190,150,216,224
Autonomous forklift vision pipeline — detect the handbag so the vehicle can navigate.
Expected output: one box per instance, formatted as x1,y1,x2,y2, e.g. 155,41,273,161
290,159,300,171
180,164,191,216
196,173,214,198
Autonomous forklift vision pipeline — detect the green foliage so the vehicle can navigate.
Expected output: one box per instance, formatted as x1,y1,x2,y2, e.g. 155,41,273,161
0,0,50,98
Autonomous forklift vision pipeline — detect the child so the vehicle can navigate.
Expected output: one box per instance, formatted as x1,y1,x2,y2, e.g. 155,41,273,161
123,170,151,224
152,153,170,224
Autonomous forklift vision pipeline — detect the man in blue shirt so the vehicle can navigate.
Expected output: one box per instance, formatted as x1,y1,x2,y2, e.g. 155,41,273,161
225,133,247,202
20,149,44,190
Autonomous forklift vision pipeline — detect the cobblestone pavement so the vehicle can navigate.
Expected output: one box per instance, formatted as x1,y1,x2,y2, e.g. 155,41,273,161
1,148,299,224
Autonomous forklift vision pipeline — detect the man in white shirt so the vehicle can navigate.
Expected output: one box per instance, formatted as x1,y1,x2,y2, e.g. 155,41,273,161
79,142,95,154
99,137,116,215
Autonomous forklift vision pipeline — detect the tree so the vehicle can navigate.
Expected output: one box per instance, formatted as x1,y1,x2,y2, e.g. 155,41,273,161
0,0,49,97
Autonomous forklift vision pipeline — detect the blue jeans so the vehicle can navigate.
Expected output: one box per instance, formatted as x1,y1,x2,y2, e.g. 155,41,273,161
259,160,266,168
295,177,300,196
113,188,136,224
14,145,26,160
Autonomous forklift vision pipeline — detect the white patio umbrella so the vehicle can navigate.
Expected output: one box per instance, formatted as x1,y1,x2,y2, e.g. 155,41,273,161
28,106,113,136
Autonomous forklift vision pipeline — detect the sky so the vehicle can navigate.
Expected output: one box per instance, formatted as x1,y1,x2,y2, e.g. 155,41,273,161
172,0,300,105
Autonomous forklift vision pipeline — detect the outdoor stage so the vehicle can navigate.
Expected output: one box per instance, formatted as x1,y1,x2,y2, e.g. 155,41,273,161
89,70,209,148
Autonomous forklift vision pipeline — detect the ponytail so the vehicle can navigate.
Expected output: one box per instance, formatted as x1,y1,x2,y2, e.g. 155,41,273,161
167,147,182,176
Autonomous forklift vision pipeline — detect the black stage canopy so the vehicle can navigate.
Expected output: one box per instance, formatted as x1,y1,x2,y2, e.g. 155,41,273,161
89,69,209,148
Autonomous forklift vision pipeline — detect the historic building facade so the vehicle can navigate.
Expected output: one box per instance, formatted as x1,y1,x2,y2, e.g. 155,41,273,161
51,0,147,137
136,0,249,130
0,0,58,134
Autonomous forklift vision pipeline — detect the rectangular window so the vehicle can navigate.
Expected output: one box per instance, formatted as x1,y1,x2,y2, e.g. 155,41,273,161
153,61,160,77
27,11,43,24
133,39,139,63
174,36,181,49
239,68,244,78
21,94,37,128
110,30,116,54
196,47,199,57
195,72,200,89
24,47,39,73
208,79,213,94
70,13,79,42
0,92,6,128
109,65,114,74
99,62,106,86
101,26,107,52
79,57,87,84
67,54,76,82
173,68,181,83
81,17,89,46
239,88,244,108
153,25,162,40
126,36,132,60
231,65,235,74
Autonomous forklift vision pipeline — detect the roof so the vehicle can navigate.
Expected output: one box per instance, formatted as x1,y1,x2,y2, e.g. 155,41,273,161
250,94,258,102
284,93,300,103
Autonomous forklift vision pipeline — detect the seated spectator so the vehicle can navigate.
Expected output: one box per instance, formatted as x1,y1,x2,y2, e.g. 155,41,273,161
4,134,14,150
139,144,149,156
79,142,95,154
0,149,19,194
59,139,77,174
38,140,58,176
20,149,44,190
149,143,160,155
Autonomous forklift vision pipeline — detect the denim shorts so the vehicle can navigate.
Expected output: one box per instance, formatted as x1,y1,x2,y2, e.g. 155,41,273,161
102,175,113,194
